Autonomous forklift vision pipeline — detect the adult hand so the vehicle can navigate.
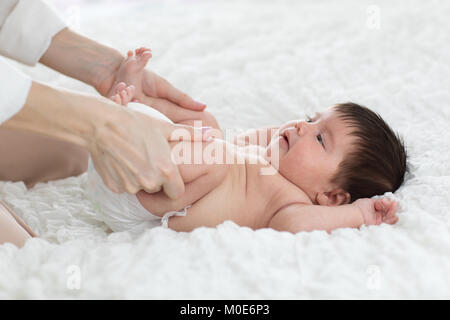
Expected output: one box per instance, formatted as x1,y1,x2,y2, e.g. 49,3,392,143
143,68,206,111
89,106,206,198
36,30,209,197
4,82,208,199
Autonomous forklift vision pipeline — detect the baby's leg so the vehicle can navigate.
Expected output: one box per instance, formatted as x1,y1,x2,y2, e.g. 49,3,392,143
105,48,152,100
109,47,221,130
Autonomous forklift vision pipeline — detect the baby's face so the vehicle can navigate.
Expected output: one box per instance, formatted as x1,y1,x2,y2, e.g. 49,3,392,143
269,107,356,200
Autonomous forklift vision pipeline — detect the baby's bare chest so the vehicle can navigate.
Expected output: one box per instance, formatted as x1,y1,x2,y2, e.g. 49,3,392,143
189,161,309,229
186,163,256,227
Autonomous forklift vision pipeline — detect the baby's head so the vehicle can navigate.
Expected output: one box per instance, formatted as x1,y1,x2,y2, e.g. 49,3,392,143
274,102,408,205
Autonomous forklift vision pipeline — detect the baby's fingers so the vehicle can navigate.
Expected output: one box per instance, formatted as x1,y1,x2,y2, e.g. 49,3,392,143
374,198,399,224
384,215,399,225
375,198,394,212
386,201,398,217
383,201,399,224
374,199,384,212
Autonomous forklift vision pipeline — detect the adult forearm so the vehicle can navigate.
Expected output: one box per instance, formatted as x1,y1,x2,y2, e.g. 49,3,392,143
2,81,121,148
2,81,206,197
39,28,123,96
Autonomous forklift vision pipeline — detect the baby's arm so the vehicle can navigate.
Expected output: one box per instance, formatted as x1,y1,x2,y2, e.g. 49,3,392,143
268,198,398,233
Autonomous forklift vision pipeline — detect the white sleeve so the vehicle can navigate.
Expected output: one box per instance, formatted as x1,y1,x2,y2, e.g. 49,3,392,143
0,57,32,124
0,0,66,66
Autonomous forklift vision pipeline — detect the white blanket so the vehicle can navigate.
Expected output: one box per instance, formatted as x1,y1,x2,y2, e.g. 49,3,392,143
1,0,449,299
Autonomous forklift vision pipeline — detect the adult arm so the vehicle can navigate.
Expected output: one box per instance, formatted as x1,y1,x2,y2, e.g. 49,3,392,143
40,29,206,111
2,81,206,198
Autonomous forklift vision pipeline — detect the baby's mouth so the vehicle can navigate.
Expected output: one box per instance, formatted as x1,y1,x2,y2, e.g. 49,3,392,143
281,132,289,149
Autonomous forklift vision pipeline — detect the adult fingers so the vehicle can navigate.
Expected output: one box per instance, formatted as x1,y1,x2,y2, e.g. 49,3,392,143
159,77,206,111
129,116,185,198
109,159,140,194
91,156,122,194
145,132,185,199
159,161,185,200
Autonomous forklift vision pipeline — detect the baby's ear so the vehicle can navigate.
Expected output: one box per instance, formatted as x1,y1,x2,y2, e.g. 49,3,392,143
319,189,350,206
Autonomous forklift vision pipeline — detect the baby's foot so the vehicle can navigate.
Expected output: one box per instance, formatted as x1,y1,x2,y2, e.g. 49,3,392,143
106,47,152,101
110,82,136,106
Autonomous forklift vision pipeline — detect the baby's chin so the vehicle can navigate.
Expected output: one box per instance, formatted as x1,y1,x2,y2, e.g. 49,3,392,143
265,150,292,176
266,136,289,158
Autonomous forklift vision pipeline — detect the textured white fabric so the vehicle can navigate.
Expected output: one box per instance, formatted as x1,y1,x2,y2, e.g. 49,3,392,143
86,102,189,234
0,0,449,299
0,0,66,124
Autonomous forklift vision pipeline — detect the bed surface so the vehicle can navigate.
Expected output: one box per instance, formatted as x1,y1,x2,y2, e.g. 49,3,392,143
1,0,449,298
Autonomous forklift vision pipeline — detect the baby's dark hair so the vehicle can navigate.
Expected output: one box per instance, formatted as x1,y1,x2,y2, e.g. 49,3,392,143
330,102,409,203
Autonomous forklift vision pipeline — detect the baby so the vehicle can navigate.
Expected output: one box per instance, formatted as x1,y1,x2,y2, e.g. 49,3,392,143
87,48,408,234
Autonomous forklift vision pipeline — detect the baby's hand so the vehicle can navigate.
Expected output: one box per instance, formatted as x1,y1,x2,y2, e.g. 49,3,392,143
354,197,399,226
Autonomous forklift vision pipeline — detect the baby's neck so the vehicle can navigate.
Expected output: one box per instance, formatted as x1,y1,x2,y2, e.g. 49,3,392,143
253,160,316,210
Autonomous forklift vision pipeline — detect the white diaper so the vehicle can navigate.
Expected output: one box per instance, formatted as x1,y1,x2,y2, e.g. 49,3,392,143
86,103,190,235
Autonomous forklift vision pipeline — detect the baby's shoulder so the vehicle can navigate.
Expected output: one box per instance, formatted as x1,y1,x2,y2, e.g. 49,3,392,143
269,174,312,214
256,175,311,228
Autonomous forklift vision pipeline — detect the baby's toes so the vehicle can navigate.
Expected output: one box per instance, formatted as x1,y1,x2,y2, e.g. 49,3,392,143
137,50,152,68
119,89,129,105
135,47,151,55
111,94,122,105
126,85,135,101
114,82,127,94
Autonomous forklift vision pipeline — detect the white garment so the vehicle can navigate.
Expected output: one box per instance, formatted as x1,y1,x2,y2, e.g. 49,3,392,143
86,103,190,235
0,0,66,124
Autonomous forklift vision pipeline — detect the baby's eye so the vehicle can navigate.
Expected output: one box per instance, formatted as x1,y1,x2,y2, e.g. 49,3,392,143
305,115,313,123
317,134,324,147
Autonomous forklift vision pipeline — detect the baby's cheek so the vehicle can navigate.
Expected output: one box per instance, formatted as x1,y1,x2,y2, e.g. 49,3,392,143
293,149,323,173
281,152,304,173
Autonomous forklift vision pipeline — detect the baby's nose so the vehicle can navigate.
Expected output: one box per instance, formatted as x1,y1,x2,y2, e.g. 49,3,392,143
294,121,307,134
